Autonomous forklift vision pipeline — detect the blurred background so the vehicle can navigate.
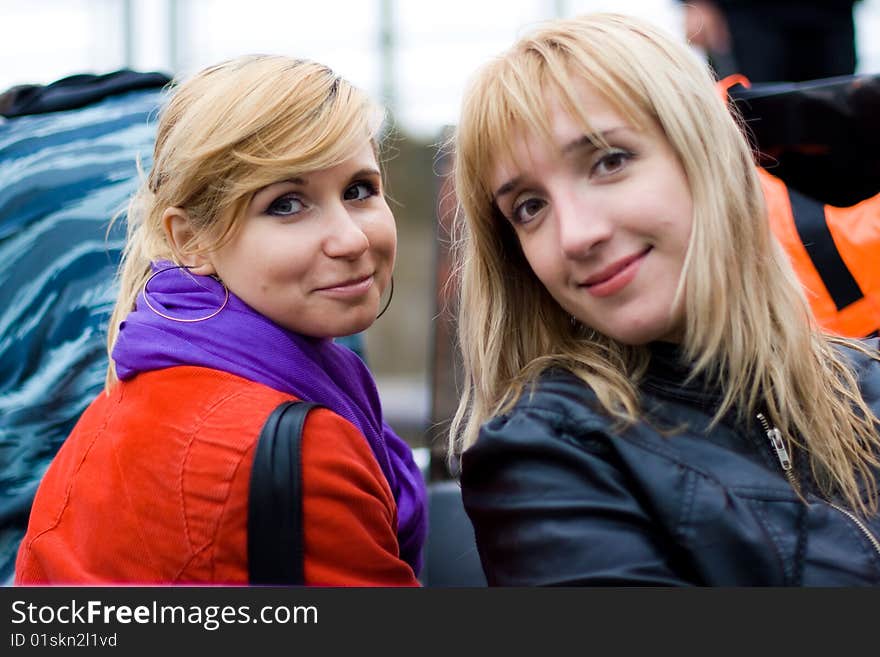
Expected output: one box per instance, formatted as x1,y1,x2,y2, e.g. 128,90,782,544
3,0,880,464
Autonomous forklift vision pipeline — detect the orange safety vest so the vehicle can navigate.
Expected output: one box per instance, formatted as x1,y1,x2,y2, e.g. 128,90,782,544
760,168,880,338
716,75,880,338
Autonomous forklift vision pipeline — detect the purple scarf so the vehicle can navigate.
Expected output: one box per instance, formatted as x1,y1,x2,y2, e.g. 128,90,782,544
113,262,426,575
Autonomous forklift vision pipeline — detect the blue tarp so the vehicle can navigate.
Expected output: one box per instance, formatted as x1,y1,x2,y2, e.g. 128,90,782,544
0,88,161,584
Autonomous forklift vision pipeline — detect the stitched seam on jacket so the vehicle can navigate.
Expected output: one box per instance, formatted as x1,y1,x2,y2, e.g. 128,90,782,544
727,485,800,501
174,388,256,580
106,401,164,573
750,499,793,584
205,432,260,583
793,504,808,585
22,390,124,556
675,468,698,542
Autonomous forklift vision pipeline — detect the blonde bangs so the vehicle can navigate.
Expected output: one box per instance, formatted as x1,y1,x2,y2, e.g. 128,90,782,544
228,86,380,195
164,58,380,205
458,33,654,219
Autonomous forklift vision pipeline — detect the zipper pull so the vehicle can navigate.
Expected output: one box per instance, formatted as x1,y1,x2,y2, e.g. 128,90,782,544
756,413,793,471
766,427,793,471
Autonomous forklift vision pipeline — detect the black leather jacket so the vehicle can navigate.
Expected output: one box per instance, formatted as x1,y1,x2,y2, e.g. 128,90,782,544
461,342,880,586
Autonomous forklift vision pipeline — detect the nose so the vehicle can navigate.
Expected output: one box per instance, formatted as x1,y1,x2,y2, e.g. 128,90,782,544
323,203,369,259
554,187,613,259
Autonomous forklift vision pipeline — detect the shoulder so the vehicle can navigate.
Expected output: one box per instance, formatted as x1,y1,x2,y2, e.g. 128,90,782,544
461,367,697,486
121,366,294,413
190,378,412,584
460,369,625,487
116,367,384,470
43,367,302,488
120,366,397,504
116,366,332,443
299,405,394,502
476,368,611,451
130,368,389,488
298,405,394,521
294,407,420,585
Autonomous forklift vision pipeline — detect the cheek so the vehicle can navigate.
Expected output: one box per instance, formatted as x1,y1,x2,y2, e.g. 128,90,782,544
519,237,559,286
251,241,315,290
644,172,694,247
369,210,397,259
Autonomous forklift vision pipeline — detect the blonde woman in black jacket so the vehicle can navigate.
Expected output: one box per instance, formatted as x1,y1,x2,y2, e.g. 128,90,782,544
449,13,880,586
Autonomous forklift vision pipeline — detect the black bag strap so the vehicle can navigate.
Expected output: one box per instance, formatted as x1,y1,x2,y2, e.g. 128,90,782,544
248,400,321,585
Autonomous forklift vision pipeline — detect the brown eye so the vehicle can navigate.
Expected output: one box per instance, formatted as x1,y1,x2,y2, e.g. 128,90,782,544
513,197,547,224
592,149,632,177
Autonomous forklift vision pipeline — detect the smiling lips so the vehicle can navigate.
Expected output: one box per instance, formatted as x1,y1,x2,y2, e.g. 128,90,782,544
316,274,374,298
580,247,651,297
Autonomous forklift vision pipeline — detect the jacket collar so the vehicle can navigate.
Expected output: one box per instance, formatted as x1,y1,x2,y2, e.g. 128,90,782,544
641,341,726,408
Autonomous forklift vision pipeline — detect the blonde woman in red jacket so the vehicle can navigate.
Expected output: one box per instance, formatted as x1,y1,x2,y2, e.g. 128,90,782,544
15,56,426,585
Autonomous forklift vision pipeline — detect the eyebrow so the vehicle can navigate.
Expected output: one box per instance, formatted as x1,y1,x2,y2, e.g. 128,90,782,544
256,167,382,195
348,167,382,180
271,177,307,187
492,128,628,201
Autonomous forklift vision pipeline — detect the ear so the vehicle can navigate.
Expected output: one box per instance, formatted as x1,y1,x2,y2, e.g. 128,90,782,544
161,207,217,276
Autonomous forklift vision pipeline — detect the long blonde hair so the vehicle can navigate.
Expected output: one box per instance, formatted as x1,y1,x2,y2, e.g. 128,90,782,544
450,13,880,514
106,55,382,387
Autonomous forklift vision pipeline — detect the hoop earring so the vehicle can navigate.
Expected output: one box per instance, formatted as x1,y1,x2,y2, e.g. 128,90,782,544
142,264,229,323
376,276,394,319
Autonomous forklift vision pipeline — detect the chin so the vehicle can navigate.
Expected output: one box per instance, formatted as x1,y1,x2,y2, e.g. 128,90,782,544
610,334,656,347
332,310,378,338
281,316,374,340
601,322,672,346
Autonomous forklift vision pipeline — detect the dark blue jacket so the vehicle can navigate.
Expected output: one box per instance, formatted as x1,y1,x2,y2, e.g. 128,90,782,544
461,342,880,586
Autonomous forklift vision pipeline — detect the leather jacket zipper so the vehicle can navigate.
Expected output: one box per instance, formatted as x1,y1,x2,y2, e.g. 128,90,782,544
825,500,880,557
756,413,801,496
756,412,880,558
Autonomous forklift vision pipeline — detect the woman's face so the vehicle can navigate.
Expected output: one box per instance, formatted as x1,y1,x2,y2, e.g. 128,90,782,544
207,141,396,338
490,81,694,345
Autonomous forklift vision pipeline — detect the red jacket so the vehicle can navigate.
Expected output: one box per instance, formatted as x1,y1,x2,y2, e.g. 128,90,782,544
15,366,419,586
